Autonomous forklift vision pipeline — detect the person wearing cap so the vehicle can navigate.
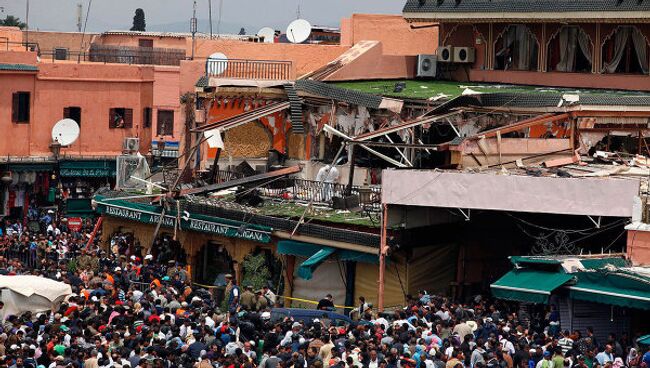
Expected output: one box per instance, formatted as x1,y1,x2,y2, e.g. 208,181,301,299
240,286,256,311
224,274,240,310
261,285,276,307
536,350,554,368
255,290,269,311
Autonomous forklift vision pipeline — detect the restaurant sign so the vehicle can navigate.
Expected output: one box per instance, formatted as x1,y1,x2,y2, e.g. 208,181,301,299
100,202,272,243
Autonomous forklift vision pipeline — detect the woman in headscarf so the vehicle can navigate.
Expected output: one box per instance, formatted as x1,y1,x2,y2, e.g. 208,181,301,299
627,348,640,368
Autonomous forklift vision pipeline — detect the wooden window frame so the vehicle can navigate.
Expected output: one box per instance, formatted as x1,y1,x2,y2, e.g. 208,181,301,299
109,107,134,129
11,92,30,124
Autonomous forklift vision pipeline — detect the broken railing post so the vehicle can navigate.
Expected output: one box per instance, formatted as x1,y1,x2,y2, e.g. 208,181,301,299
347,143,357,196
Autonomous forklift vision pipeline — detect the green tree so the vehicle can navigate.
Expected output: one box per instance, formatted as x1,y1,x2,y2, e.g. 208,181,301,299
130,8,146,32
241,253,272,291
0,15,27,29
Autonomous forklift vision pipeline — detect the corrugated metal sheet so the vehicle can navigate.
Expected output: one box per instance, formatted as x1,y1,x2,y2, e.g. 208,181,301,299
403,0,650,13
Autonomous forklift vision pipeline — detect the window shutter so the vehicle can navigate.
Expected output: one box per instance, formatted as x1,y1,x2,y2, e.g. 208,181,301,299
109,109,116,128
63,107,71,119
12,93,19,122
124,109,134,128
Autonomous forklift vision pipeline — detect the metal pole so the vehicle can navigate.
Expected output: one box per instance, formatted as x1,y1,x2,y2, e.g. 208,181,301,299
25,0,29,51
208,0,213,38
378,203,387,312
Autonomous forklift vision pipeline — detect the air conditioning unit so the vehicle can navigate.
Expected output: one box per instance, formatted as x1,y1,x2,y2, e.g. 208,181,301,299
123,137,140,153
454,47,476,63
437,46,454,63
416,54,437,78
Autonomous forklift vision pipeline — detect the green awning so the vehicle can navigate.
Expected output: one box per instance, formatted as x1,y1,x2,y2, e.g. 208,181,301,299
298,247,337,280
637,334,650,346
66,198,94,216
491,269,574,304
3,163,55,172
510,256,562,266
568,272,650,310
278,240,379,280
579,258,628,270
277,240,379,263
60,160,116,177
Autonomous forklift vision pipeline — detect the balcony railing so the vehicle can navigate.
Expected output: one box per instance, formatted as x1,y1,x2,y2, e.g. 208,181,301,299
206,58,293,80
215,170,381,211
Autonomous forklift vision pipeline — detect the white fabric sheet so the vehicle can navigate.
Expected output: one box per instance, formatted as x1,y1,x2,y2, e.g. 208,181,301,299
382,170,639,217
0,275,72,320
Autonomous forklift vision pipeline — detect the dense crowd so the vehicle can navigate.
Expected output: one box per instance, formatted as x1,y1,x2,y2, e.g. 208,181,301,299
0,213,649,368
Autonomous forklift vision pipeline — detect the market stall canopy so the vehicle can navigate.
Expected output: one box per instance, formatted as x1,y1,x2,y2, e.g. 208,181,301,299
568,272,650,310
492,256,650,310
382,170,640,218
491,269,574,304
0,275,72,319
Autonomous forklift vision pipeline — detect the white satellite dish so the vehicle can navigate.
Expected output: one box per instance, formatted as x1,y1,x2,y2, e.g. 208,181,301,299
207,52,228,75
286,19,311,44
257,27,276,44
51,118,80,146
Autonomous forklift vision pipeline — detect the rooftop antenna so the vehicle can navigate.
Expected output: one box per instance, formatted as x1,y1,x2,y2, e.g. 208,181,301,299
190,0,197,60
78,0,93,62
25,0,29,51
76,3,83,32
217,0,223,36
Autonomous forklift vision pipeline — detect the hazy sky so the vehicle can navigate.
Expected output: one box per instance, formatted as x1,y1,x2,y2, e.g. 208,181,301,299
2,0,404,34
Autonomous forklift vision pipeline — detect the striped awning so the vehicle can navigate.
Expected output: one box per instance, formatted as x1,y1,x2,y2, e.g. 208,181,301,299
193,101,290,133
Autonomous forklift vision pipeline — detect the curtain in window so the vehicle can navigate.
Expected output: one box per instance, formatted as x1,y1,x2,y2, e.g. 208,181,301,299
631,28,649,74
516,25,533,70
577,29,593,66
496,26,517,70
603,27,631,74
556,27,578,72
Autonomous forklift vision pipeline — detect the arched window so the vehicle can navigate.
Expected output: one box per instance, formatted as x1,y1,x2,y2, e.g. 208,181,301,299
494,25,539,71
547,25,593,73
602,25,649,74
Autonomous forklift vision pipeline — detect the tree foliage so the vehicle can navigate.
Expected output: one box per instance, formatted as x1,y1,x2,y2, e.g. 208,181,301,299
131,8,146,32
241,252,271,291
0,15,27,29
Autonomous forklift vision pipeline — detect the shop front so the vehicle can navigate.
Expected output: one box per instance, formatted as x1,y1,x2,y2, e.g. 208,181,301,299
94,195,275,286
60,160,116,218
491,256,650,341
94,194,385,310
1,161,56,220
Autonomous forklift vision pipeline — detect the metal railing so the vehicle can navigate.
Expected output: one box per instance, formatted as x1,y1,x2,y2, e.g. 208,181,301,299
206,58,293,80
89,44,186,66
35,45,186,66
215,171,381,211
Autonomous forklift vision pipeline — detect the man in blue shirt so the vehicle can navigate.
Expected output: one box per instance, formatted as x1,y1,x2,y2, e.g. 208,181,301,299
642,346,650,368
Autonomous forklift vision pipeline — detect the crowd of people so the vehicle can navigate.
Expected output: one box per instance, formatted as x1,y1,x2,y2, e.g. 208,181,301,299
0,213,649,368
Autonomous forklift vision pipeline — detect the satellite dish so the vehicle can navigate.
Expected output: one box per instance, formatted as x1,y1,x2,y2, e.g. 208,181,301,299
257,27,276,44
207,52,228,75
52,118,80,146
286,19,311,44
